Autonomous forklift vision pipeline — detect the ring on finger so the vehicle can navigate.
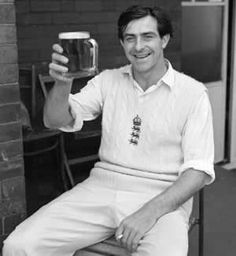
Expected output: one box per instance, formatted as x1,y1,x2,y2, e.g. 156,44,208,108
117,234,123,240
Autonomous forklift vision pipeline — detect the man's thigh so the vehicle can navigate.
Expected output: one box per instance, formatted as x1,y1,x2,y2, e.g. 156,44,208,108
133,210,189,256
3,179,116,256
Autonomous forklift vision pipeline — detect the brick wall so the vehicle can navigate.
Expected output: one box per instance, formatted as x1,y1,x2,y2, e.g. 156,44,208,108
16,0,181,71
0,0,26,248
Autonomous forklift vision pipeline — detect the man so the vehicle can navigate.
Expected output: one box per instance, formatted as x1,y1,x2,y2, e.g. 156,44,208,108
3,5,214,256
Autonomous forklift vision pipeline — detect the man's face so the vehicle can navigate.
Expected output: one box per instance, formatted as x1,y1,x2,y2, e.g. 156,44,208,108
120,15,169,75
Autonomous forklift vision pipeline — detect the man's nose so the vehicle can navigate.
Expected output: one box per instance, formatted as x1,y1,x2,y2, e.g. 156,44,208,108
134,38,144,51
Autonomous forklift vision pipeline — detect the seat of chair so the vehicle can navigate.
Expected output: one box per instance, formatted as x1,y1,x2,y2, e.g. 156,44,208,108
23,127,61,142
75,236,130,256
22,127,62,157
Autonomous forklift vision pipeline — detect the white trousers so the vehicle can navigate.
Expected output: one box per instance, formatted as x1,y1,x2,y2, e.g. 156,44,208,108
3,168,191,256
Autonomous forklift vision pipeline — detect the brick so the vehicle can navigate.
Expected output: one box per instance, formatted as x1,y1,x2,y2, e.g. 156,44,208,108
100,44,122,55
114,0,137,11
97,23,116,34
60,0,75,12
18,49,41,63
79,12,117,24
16,13,52,25
0,103,21,124
0,3,15,24
52,12,117,25
17,25,61,39
97,34,119,46
0,122,22,143
0,45,18,64
39,48,53,61
15,0,30,13
52,12,83,24
0,199,26,217
30,0,61,12
75,1,103,12
0,64,18,84
0,140,23,163
0,84,19,105
0,0,14,3
2,176,25,200
18,37,53,51
3,213,26,234
17,24,97,41
0,25,16,44
0,159,24,181
101,0,116,11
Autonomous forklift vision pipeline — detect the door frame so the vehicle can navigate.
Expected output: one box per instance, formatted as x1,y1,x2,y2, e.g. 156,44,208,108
224,0,236,169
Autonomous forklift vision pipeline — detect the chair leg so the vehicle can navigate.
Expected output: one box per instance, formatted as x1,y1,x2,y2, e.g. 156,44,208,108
59,133,75,191
63,150,75,188
199,189,204,256
58,133,70,191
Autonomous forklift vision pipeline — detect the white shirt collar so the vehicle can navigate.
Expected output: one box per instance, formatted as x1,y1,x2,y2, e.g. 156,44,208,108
121,59,175,90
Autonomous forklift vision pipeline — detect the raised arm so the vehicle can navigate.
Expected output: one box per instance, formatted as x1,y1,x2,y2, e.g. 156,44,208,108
44,44,74,129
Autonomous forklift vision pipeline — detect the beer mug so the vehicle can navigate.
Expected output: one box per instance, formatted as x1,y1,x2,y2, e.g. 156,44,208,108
59,31,98,78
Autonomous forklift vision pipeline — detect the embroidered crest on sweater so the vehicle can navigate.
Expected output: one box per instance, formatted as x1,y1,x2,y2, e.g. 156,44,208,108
129,115,142,145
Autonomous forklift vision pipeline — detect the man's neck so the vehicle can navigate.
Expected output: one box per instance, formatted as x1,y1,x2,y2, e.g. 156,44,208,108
133,61,167,91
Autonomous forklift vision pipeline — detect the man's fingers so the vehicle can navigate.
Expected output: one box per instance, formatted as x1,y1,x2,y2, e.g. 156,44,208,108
52,52,68,65
49,69,73,83
119,228,130,249
52,43,64,54
125,231,135,252
131,233,143,252
49,62,68,73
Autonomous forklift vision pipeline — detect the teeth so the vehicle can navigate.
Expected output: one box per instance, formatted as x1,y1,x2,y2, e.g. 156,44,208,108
135,53,150,58
136,55,147,58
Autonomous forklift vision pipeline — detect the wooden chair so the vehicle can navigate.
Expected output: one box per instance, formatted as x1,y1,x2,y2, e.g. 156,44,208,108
75,189,204,256
38,69,101,190
20,64,68,191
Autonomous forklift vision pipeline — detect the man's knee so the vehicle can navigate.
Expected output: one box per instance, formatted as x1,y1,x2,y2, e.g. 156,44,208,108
133,212,188,256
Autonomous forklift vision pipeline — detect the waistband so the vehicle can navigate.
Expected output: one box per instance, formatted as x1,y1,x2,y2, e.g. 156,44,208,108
90,166,173,195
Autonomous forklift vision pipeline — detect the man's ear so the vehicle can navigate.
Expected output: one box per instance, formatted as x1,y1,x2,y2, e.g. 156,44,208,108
161,34,170,49
120,39,124,48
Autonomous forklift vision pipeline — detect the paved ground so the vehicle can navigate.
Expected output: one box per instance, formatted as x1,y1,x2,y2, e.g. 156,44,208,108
189,165,236,256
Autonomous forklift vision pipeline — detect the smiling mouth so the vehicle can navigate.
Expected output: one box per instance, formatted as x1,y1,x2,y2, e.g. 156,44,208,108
134,52,151,59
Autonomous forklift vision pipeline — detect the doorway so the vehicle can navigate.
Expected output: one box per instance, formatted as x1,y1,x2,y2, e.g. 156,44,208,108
181,0,229,163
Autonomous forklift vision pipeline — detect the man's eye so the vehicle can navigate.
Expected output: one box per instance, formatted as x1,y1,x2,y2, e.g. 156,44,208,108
125,37,135,42
144,35,154,39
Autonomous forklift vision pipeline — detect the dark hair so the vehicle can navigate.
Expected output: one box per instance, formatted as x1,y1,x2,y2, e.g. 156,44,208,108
118,5,173,41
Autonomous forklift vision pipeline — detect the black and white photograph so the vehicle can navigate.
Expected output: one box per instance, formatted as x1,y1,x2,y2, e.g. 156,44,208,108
0,0,236,256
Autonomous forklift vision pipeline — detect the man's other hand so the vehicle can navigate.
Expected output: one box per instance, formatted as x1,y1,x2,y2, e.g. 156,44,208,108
115,203,157,253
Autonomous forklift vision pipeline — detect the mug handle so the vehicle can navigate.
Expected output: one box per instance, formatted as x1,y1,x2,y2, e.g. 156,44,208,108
88,38,98,73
